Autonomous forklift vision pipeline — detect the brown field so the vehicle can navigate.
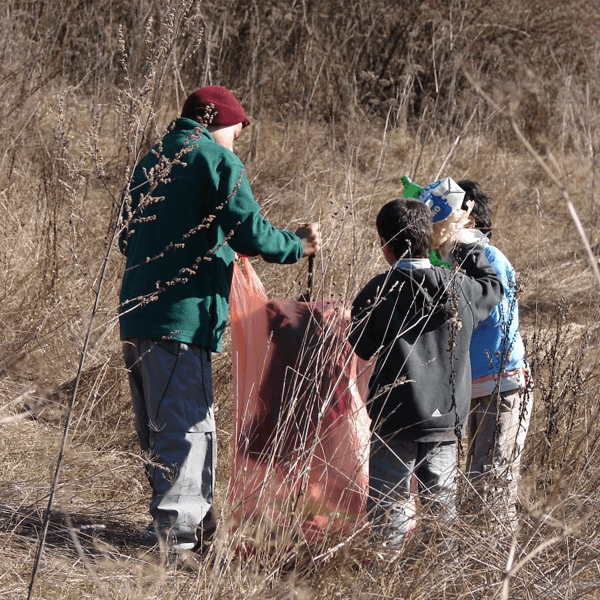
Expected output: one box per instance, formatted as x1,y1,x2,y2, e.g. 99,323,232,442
1,1,600,598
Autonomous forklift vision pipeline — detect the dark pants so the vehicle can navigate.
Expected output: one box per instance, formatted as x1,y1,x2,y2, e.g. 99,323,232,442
123,337,217,550
368,436,457,550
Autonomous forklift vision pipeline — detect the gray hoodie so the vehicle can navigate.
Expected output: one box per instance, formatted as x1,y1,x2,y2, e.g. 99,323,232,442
349,243,502,442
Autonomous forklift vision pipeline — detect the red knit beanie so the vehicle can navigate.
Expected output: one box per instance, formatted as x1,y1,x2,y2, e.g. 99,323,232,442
181,86,250,128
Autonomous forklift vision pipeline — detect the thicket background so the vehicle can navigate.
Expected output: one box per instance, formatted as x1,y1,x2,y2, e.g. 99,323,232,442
1,0,600,598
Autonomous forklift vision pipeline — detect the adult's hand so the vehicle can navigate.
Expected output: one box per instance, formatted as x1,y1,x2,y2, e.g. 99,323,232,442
295,223,321,257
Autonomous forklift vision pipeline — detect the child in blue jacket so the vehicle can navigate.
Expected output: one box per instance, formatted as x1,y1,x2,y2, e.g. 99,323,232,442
458,180,533,524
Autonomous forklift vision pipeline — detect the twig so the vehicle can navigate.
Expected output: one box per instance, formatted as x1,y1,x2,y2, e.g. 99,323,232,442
499,533,566,600
27,192,125,600
434,105,478,180
26,5,204,596
311,521,370,564
64,514,111,600
462,68,600,292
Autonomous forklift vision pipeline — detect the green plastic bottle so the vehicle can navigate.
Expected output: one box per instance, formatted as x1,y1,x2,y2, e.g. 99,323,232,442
429,249,451,268
401,175,424,199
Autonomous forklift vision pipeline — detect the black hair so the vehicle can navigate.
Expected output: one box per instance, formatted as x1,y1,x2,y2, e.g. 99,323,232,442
458,179,493,240
376,198,433,260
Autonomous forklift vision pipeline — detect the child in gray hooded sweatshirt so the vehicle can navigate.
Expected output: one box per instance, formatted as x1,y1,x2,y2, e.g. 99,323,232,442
349,197,502,550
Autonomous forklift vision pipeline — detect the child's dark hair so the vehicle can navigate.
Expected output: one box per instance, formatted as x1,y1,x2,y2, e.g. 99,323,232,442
376,199,433,259
458,179,493,240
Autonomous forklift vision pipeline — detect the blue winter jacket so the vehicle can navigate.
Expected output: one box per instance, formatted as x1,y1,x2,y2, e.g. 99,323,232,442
469,243,526,379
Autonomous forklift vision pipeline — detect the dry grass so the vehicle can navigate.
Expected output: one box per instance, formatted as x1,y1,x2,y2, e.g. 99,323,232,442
1,0,600,598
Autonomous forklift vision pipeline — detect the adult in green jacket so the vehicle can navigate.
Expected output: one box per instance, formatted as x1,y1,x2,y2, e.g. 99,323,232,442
119,86,320,553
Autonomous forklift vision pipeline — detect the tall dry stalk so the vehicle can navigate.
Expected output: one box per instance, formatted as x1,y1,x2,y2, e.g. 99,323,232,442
25,3,203,598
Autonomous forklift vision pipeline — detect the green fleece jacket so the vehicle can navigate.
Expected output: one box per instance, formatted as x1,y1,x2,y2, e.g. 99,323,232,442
119,118,303,351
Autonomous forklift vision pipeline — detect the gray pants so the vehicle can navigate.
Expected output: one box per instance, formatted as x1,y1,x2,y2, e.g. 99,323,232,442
123,337,217,550
368,436,457,550
466,387,532,522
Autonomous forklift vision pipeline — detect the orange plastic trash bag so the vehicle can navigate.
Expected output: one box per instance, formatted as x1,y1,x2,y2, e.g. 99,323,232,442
228,257,373,544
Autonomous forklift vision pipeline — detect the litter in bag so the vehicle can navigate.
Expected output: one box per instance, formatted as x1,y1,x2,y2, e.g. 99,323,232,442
228,257,373,543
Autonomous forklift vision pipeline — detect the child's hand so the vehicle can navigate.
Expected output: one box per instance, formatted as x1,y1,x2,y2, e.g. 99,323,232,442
439,228,486,264
438,239,456,264
431,205,473,250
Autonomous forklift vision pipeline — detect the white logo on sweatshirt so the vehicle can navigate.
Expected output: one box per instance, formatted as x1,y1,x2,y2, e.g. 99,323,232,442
431,409,442,418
